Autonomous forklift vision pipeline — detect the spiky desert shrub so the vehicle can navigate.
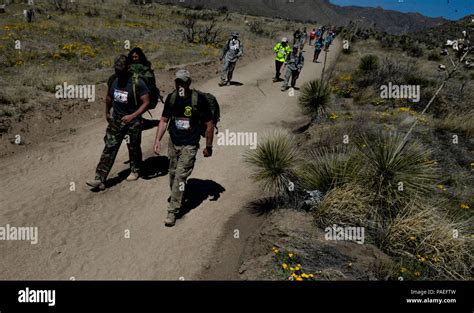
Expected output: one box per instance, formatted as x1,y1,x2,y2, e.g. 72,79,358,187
244,130,298,197
357,132,437,216
298,80,331,120
297,147,362,193
359,54,379,73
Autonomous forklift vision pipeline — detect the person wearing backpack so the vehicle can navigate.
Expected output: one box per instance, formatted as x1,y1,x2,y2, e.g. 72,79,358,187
106,48,161,121
219,32,243,87
273,37,292,82
127,47,162,114
86,55,150,191
154,69,215,227
281,46,304,91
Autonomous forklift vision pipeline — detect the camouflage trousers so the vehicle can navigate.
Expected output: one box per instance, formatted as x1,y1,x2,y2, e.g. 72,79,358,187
168,140,198,213
95,118,142,182
282,68,300,89
221,60,237,84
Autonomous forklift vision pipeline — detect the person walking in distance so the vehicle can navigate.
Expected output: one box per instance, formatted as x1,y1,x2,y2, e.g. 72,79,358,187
281,46,304,91
154,70,214,227
300,27,308,50
219,32,243,86
309,28,316,46
86,55,150,190
313,37,324,63
273,37,292,82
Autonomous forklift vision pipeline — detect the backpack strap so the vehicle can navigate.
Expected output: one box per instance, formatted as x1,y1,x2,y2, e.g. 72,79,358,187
132,73,140,107
191,89,199,113
167,89,198,130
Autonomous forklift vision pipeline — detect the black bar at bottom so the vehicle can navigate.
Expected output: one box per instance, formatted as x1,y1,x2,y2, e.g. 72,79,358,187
0,281,471,313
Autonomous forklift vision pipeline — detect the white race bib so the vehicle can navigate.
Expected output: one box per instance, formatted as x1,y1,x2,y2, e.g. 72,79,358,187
114,89,128,104
175,118,191,130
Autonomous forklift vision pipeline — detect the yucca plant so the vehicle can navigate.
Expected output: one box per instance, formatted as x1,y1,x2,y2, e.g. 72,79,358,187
297,146,362,193
359,54,379,73
244,130,299,198
356,132,437,217
298,79,331,121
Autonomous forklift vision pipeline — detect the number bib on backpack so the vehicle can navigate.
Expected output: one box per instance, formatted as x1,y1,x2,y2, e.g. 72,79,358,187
175,118,191,130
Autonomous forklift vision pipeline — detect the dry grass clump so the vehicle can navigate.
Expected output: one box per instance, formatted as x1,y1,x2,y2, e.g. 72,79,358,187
314,183,375,230
436,110,474,137
381,202,472,280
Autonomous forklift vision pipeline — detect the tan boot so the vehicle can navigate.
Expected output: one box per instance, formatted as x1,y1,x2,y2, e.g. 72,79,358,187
164,212,176,227
86,179,105,190
126,172,140,181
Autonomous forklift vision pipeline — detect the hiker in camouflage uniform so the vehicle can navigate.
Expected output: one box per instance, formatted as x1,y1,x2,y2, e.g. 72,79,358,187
281,46,305,91
219,32,243,86
86,55,150,191
154,69,214,227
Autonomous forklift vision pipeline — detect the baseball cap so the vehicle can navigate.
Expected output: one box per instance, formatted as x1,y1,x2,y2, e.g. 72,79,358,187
175,69,191,82
282,37,288,43
114,54,128,71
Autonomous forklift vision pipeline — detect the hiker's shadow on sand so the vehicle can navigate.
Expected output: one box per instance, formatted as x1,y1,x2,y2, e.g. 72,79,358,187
99,156,169,191
178,179,226,218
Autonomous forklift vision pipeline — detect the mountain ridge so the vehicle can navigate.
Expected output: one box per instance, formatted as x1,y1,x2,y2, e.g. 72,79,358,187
155,0,448,34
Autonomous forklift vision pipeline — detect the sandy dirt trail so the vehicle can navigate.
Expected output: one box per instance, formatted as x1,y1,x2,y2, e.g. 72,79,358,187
0,40,341,280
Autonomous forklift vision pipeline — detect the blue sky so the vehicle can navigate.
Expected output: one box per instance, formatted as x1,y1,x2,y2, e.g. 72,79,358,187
329,0,473,20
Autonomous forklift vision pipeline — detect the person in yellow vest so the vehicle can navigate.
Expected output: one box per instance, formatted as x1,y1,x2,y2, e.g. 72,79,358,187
273,37,292,82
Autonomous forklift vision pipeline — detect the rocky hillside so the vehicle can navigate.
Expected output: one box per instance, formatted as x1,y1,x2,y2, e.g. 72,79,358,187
155,0,447,34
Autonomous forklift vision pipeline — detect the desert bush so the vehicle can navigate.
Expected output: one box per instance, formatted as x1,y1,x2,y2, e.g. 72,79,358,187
382,202,472,280
356,132,437,216
244,130,299,197
427,50,442,61
314,183,375,230
406,43,424,58
359,54,379,73
297,147,362,193
357,57,411,88
180,16,220,44
298,80,331,120
436,110,474,137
